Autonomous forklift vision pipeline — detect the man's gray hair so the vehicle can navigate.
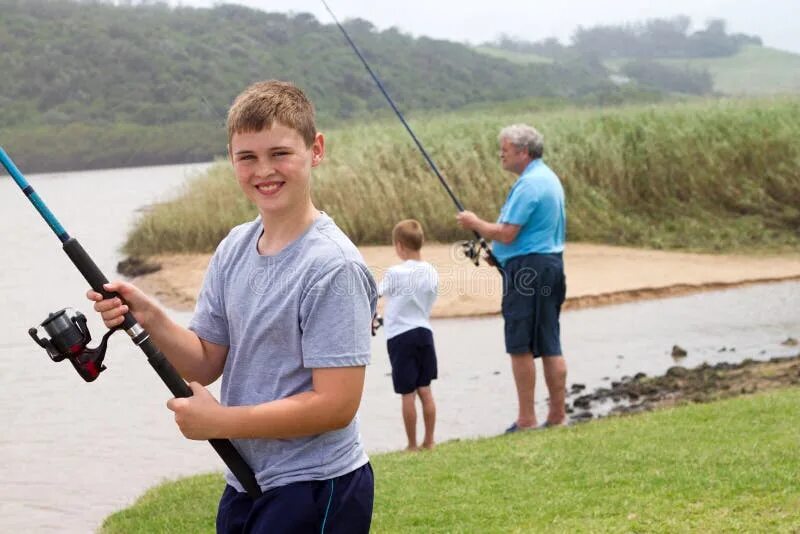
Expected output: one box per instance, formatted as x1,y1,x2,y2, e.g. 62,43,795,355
498,124,544,159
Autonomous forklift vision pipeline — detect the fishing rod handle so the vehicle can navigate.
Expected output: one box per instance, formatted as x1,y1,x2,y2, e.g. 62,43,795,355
141,337,263,499
209,439,264,499
138,336,194,397
62,237,138,330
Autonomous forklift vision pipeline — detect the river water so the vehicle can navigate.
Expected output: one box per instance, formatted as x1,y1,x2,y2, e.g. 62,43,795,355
1,164,798,532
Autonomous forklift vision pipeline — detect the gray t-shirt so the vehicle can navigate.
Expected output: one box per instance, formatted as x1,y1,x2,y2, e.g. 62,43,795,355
188,213,377,492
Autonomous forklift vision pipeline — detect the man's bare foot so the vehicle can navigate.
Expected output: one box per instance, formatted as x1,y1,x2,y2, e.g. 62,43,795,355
546,409,567,426
541,419,568,428
506,421,537,433
421,441,435,450
405,445,419,452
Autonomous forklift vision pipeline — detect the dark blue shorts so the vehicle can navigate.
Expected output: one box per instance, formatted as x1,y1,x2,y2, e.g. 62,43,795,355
387,327,438,394
216,463,374,534
501,253,566,357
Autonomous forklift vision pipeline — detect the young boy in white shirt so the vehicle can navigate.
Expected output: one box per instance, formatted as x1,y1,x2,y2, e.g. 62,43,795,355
378,219,439,451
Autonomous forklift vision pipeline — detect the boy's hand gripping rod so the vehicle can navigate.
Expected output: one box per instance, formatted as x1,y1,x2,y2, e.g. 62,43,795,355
322,0,502,273
0,147,262,499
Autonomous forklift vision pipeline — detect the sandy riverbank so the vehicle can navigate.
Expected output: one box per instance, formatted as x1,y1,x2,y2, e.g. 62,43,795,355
126,242,800,316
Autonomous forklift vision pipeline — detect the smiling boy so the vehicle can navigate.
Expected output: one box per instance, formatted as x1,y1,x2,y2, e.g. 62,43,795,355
88,81,377,533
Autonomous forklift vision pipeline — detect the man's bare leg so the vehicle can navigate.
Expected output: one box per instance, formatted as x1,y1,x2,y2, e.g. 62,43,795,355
417,386,436,449
542,355,567,425
401,392,418,450
510,353,537,428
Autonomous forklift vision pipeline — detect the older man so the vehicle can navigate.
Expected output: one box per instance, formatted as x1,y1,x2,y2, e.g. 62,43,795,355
457,124,567,431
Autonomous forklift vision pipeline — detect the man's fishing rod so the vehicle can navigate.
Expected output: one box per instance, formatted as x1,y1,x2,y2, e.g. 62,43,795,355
0,147,262,499
321,0,500,270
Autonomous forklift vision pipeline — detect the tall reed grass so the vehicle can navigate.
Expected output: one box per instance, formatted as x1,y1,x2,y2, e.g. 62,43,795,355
123,97,800,256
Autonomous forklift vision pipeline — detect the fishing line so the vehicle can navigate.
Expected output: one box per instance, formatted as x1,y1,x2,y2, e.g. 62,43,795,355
321,0,500,270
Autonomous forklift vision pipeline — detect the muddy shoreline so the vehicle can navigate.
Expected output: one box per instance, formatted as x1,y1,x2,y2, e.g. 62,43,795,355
566,348,800,424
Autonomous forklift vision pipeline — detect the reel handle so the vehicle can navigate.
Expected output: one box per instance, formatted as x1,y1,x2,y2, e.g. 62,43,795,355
28,327,66,362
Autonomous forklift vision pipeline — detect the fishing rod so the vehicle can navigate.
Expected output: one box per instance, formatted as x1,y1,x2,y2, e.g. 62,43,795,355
321,0,500,270
0,147,262,499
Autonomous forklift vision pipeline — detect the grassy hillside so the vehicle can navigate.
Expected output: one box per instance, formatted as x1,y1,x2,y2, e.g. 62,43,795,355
0,0,602,127
661,46,800,95
100,388,800,533
604,46,800,95
0,0,616,173
122,97,800,256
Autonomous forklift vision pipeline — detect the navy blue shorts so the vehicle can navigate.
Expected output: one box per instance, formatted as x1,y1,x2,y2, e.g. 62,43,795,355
387,327,438,394
216,463,373,534
501,253,566,357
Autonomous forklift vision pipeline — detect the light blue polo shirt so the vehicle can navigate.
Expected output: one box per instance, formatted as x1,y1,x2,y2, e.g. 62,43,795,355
492,159,566,266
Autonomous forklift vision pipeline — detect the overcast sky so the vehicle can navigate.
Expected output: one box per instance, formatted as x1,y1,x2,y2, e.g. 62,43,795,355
172,0,800,54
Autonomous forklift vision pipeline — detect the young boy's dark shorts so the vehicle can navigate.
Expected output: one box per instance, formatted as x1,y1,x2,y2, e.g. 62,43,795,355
386,326,438,394
216,462,373,534
501,252,566,357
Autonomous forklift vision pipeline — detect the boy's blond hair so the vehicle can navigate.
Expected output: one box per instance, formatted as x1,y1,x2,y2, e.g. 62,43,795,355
392,219,424,251
227,80,316,147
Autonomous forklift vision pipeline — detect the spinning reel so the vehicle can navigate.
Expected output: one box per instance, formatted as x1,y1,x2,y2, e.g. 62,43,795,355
29,308,119,382
460,240,482,266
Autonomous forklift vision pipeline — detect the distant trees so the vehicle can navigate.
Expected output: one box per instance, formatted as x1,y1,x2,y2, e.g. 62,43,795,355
0,0,614,132
620,61,713,95
485,16,759,97
493,34,571,60
5,4,751,172
573,17,761,59
0,0,631,172
491,16,762,60
687,19,762,57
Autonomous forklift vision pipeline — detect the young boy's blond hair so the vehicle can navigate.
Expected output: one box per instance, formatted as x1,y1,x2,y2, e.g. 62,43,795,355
392,219,424,251
226,80,317,147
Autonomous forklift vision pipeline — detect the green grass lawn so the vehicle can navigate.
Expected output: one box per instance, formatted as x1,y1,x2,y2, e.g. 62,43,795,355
102,388,800,533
